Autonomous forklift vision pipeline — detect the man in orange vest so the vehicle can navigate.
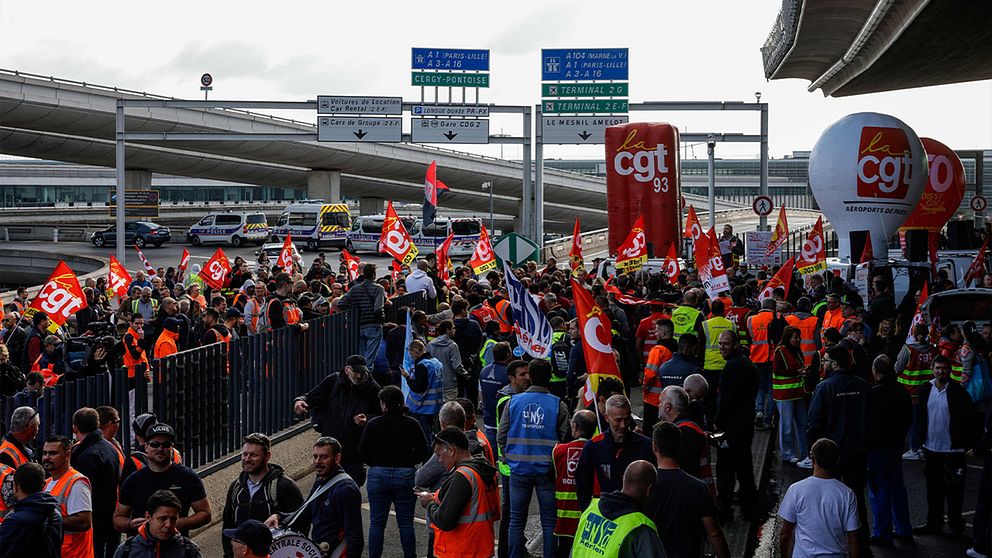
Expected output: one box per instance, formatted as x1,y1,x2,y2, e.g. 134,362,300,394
42,435,94,558
747,298,778,429
0,462,13,521
418,426,500,558
0,405,39,469
552,410,596,558
122,314,150,382
153,318,181,360
642,320,674,434
786,298,819,366
817,294,845,345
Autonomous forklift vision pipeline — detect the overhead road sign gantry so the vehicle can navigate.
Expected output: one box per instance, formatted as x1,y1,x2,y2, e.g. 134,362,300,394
412,118,490,144
543,99,628,114
542,83,628,97
412,48,490,71
541,48,629,81
541,116,629,144
317,95,402,115
317,116,401,142
412,72,490,88
412,105,490,117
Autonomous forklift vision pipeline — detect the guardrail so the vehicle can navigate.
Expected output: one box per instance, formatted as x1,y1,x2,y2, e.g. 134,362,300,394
2,308,361,470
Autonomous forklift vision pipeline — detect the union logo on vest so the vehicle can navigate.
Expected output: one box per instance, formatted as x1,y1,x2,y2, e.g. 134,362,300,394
580,514,619,551
522,403,546,428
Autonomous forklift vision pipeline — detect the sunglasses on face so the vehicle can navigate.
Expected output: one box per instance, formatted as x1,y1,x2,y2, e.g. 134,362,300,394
147,441,173,449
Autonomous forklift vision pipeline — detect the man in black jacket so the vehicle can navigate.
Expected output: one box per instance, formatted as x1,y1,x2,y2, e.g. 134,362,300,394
913,355,980,538
336,264,385,365
293,355,381,486
807,345,870,553
866,355,913,545
221,433,304,557
70,407,122,558
451,298,483,405
0,462,62,558
714,330,759,522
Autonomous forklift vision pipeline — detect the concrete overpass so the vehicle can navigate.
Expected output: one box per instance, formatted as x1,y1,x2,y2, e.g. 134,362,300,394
761,0,992,96
0,70,748,234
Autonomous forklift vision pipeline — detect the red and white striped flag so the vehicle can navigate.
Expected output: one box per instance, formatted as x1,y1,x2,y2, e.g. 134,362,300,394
134,245,156,275
177,248,191,280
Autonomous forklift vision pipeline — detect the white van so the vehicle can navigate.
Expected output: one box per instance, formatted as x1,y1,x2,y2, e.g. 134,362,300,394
345,215,481,257
271,201,351,251
186,212,269,247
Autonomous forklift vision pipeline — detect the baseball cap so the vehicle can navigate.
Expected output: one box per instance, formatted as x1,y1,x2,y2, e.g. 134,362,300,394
223,519,272,556
345,354,369,374
163,317,181,333
145,422,176,442
225,308,243,319
132,413,158,439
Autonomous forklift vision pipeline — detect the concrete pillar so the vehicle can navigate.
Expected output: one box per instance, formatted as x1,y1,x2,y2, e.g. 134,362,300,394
124,170,152,188
307,170,341,202
359,197,384,215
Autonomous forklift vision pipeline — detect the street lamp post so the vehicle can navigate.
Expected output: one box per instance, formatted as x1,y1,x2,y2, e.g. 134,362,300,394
482,181,494,232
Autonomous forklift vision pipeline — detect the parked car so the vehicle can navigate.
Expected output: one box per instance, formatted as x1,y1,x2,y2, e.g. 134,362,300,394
91,221,170,248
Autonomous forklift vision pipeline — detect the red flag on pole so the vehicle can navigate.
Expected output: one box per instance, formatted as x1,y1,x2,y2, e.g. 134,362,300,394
341,249,361,282
422,161,448,227
662,242,681,285
380,201,419,265
134,245,156,276
797,216,827,275
177,248,191,280
684,205,703,241
108,255,133,299
201,248,231,291
860,231,874,264
964,237,989,287
435,232,454,283
469,225,497,275
906,282,929,343
758,257,796,302
569,217,584,275
766,205,789,256
615,214,648,273
24,261,88,332
571,278,623,405
276,234,295,275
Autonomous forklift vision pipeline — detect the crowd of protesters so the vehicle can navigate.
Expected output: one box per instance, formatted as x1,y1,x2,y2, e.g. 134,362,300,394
1,222,991,558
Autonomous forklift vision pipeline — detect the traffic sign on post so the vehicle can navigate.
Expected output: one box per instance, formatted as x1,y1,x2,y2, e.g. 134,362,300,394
412,118,489,144
752,195,773,216
317,117,401,142
542,83,628,97
542,116,628,144
317,96,402,115
543,99,628,114
412,48,490,71
494,233,541,267
971,195,987,212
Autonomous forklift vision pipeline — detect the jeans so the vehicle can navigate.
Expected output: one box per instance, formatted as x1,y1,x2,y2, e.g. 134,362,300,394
973,449,991,553
717,430,756,518
498,473,511,558
866,448,912,540
754,363,774,424
367,466,417,558
509,472,557,558
360,324,383,364
837,460,870,552
923,450,967,531
775,399,808,461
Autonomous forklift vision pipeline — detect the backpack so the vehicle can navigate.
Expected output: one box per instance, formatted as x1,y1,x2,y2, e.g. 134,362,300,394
226,474,281,523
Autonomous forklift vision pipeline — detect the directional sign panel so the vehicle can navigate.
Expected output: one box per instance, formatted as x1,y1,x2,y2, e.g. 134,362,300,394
542,83,628,97
543,99,628,114
317,117,402,142
412,48,490,71
317,96,402,115
541,48,629,81
542,116,628,145
412,105,490,117
412,118,490,144
494,233,540,267
412,72,489,88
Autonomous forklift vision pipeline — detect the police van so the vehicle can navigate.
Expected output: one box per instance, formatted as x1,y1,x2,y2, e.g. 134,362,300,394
271,201,351,251
186,212,270,247
345,215,481,257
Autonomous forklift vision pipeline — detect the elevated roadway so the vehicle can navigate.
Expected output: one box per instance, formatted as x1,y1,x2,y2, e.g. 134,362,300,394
0,70,747,233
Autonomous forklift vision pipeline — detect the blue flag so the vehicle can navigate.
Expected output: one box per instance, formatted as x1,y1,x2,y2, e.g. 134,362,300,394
502,261,553,358
400,309,415,399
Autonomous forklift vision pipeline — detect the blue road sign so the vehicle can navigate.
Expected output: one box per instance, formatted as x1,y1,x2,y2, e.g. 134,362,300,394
412,48,490,71
541,48,628,81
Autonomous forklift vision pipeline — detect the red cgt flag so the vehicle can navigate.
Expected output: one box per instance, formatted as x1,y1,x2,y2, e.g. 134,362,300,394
964,236,989,287
341,249,361,282
569,217,584,275
860,230,874,264
615,214,648,273
571,278,623,405
684,205,703,241
758,257,795,302
25,261,88,332
277,234,295,274
662,242,681,285
201,247,231,291
766,205,789,256
380,201,419,266
108,255,133,299
797,216,827,275
470,225,497,275
436,231,455,283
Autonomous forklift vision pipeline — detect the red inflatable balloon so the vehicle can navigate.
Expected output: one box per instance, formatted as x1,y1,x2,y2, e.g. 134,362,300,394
900,137,966,232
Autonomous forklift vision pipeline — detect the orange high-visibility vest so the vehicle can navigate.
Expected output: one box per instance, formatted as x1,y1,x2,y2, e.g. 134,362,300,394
432,465,500,558
821,307,845,342
153,330,179,360
0,463,13,522
494,299,513,334
475,430,495,465
47,467,95,558
747,311,775,364
0,438,29,469
642,344,673,407
786,314,819,366
123,327,150,379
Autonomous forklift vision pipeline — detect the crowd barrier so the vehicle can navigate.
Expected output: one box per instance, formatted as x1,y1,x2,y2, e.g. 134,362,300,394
2,308,360,469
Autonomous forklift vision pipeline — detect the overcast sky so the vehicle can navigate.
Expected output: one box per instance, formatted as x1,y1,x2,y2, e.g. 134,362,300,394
2,0,989,161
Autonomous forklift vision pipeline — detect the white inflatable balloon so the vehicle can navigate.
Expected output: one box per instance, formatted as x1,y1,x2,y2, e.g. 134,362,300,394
809,112,928,262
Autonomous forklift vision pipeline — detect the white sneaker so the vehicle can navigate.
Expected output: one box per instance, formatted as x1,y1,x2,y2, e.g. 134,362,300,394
796,457,813,469
966,548,989,558
902,449,923,461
